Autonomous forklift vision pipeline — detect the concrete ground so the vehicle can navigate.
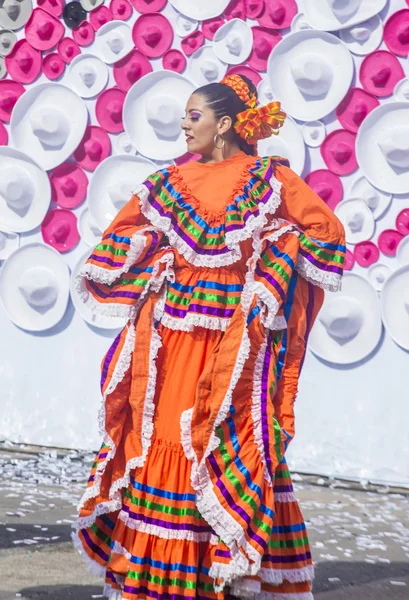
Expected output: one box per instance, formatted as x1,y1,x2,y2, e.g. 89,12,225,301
1,441,408,600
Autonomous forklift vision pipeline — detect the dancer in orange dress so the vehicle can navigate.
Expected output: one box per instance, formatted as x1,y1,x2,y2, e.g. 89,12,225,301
72,74,346,599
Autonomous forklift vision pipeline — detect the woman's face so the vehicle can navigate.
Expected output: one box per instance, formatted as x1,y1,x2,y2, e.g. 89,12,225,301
181,93,232,156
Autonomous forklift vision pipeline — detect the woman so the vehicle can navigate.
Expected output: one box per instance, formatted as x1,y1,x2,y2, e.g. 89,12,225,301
72,74,346,599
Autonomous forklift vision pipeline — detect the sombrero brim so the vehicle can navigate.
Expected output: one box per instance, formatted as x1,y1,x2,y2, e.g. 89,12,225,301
257,115,305,176
381,265,409,351
309,273,383,364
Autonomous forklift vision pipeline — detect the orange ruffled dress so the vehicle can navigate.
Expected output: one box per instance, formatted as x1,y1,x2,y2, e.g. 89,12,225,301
72,151,346,600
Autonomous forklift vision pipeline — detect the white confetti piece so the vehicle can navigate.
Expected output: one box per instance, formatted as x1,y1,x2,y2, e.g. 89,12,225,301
328,577,341,583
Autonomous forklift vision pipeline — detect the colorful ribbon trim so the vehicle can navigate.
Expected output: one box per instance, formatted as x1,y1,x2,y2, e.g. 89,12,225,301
234,101,287,146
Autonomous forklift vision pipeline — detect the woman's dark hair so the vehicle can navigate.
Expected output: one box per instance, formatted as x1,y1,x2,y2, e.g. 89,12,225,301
193,75,258,156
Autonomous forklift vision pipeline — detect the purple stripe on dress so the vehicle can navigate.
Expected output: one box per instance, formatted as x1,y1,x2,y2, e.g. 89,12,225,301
82,529,110,562
273,485,294,494
299,247,343,275
164,304,235,319
215,549,231,558
261,331,274,479
99,452,108,460
225,187,273,234
121,505,212,533
300,282,315,372
123,584,195,600
88,279,142,301
101,332,121,390
88,475,95,482
262,552,312,564
89,254,126,269
255,264,286,302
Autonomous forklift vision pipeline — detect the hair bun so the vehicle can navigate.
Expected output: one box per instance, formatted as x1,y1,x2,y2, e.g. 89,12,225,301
220,74,257,109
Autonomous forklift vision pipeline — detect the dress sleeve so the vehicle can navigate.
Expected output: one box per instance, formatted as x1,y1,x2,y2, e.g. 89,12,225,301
274,163,346,293
76,193,172,319
272,276,324,459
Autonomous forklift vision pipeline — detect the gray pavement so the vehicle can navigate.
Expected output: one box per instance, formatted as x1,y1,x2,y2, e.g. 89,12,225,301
1,441,409,599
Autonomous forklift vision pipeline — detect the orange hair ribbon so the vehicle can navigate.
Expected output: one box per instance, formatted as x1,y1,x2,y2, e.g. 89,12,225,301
234,101,287,146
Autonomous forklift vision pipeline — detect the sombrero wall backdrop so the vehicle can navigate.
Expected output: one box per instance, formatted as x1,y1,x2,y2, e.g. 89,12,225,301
0,0,408,486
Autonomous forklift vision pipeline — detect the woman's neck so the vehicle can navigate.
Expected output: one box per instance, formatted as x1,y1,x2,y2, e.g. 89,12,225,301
198,144,243,164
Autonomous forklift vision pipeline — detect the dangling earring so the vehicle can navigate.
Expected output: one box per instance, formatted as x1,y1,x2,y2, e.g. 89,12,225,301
213,133,225,149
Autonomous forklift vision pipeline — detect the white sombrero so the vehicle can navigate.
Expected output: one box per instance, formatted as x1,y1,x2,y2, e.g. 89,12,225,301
347,176,391,221
0,0,33,31
94,21,134,64
334,198,375,245
257,115,305,176
212,18,253,65
174,12,198,37
257,78,275,104
186,45,227,87
167,0,230,21
78,207,103,247
397,235,409,267
123,70,195,161
67,53,109,99
304,0,388,32
301,120,326,147
356,102,409,195
9,82,88,171
381,265,409,351
309,272,383,365
291,13,312,32
114,132,137,156
394,78,409,102
0,229,19,261
267,30,353,122
339,15,382,55
71,248,126,330
0,147,50,233
368,263,391,292
0,242,70,332
88,154,156,232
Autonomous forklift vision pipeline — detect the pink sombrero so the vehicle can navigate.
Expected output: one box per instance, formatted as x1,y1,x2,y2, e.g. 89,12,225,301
131,0,167,11
132,12,173,58
244,0,264,19
181,30,205,56
344,249,355,271
202,16,224,40
113,48,152,92
73,125,111,171
0,121,8,145
257,0,297,29
354,241,379,268
224,0,245,20
162,49,187,73
304,169,343,211
72,20,95,47
383,9,409,57
42,52,65,79
90,5,113,31
41,208,80,253
5,39,41,84
49,162,88,209
226,64,262,87
110,0,133,20
378,229,404,257
95,87,125,133
360,50,405,97
320,129,358,176
0,80,25,122
336,87,380,133
24,7,64,51
57,37,80,63
37,0,64,17
248,26,281,72
396,208,409,236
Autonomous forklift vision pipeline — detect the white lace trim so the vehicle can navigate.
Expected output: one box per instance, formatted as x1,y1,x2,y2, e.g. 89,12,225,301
258,565,315,584
79,225,156,285
274,492,297,502
75,255,174,522
134,169,282,269
296,253,342,292
71,529,106,578
159,312,231,332
117,509,219,543
74,273,137,320
251,337,273,488
103,585,123,600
